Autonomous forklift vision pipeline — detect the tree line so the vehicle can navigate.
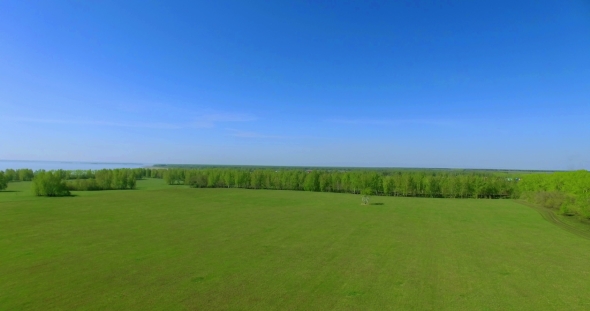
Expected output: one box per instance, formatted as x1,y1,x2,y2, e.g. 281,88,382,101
1,169,35,191
66,169,138,191
161,168,519,199
0,168,149,196
5,168,588,212
6,167,520,199
1,169,35,182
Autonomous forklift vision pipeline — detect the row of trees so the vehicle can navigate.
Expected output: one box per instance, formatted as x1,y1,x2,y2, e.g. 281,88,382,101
2,169,35,182
66,169,137,191
0,168,165,195
519,170,590,218
64,168,147,181
1,168,152,182
160,168,519,199
1,168,151,185
27,169,141,196
11,167,588,211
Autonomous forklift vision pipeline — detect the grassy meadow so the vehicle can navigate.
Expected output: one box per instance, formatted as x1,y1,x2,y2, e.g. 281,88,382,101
1,179,590,310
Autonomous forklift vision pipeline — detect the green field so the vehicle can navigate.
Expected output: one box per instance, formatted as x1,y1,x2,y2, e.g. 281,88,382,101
1,179,590,310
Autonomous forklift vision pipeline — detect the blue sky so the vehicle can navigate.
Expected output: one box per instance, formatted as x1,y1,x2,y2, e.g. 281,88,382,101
1,0,589,169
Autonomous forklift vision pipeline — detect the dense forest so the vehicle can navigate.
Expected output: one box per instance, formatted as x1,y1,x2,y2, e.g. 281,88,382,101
2,167,588,219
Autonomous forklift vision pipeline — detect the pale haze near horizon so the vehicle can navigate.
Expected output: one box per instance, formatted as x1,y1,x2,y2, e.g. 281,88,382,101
1,1,589,170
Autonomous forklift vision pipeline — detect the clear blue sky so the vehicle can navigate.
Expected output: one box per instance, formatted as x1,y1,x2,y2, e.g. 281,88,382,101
1,1,589,169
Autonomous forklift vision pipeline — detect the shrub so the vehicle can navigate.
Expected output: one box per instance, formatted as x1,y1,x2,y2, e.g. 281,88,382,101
532,191,567,210
32,171,70,197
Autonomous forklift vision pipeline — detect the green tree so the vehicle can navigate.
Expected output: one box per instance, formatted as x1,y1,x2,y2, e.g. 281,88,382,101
17,169,35,181
4,169,16,182
32,171,70,197
164,169,184,185
95,169,113,189
401,173,414,196
223,170,234,188
234,170,249,188
0,171,7,190
250,170,264,189
361,187,373,205
303,171,320,191
331,173,342,192
127,174,137,189
207,170,220,187
319,172,332,192
423,175,435,197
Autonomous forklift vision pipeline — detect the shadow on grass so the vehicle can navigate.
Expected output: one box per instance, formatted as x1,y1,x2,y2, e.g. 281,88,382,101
0,190,21,193
37,194,79,198
369,203,384,205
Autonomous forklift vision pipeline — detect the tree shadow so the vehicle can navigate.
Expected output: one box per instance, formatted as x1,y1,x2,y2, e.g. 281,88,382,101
0,190,21,193
39,194,79,198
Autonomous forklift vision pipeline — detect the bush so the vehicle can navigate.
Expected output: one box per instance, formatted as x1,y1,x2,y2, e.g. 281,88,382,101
523,190,590,219
532,191,567,210
32,171,70,197
562,197,590,219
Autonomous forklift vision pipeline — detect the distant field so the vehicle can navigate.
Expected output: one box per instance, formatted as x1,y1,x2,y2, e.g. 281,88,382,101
1,179,590,310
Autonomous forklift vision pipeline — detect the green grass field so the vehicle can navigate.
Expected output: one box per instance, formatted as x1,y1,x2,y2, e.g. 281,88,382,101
1,179,590,310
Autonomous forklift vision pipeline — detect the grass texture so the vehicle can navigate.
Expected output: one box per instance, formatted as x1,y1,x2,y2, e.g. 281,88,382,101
1,179,590,310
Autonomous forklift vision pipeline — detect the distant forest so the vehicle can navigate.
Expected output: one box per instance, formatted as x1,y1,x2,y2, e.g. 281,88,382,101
1,167,588,219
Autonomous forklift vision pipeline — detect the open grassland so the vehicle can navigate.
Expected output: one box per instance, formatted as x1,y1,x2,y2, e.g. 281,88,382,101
1,179,590,310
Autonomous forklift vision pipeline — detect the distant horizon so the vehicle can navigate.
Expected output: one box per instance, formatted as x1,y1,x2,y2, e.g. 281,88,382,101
0,159,576,172
0,159,145,165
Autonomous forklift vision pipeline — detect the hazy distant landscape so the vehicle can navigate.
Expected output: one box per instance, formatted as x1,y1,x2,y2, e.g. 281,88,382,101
0,160,147,171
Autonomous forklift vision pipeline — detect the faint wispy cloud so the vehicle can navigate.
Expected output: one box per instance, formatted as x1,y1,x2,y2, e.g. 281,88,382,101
225,128,288,139
327,118,455,126
192,113,257,128
7,117,183,129
225,128,329,140
4,112,258,130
